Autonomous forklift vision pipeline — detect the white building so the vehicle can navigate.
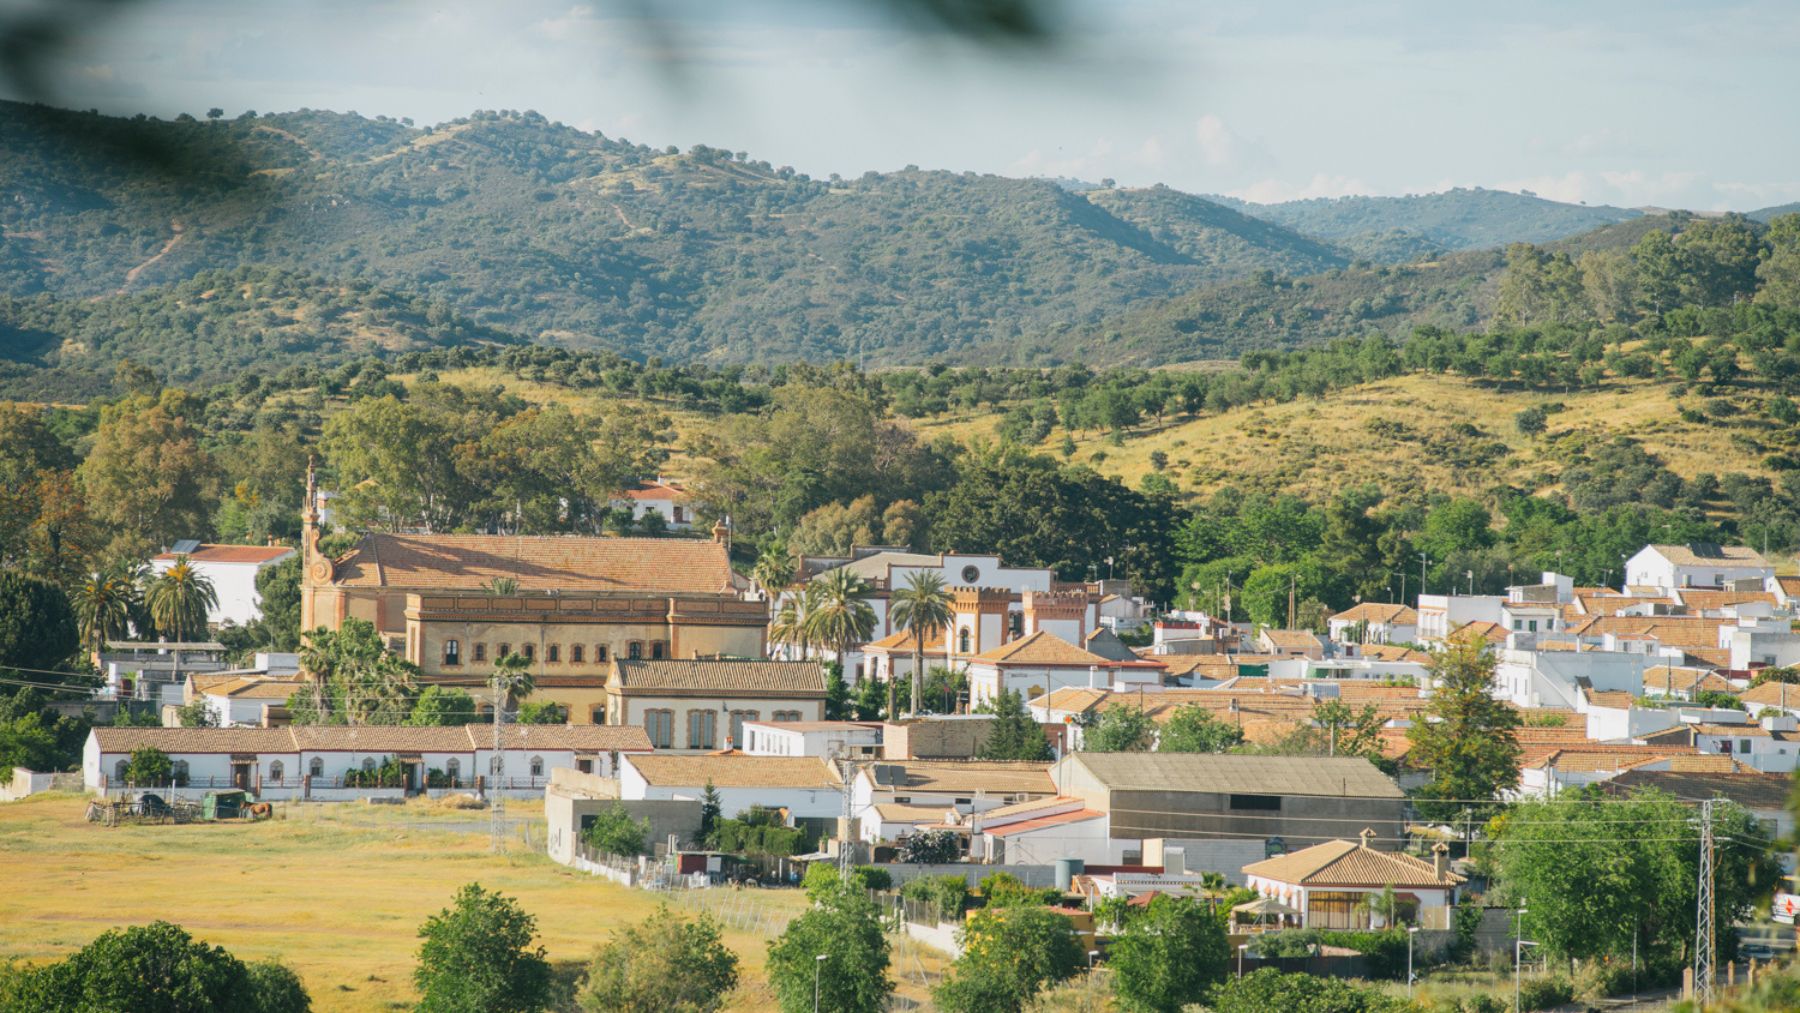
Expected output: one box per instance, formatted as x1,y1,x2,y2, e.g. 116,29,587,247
83,724,651,798
1242,831,1461,930
1726,616,1800,670
1626,544,1774,592
1493,646,1645,710
1326,603,1419,646
611,479,693,531
1415,594,1506,643
151,542,296,628
850,759,1056,842
618,753,845,824
964,630,1162,710
193,677,306,727
740,720,883,759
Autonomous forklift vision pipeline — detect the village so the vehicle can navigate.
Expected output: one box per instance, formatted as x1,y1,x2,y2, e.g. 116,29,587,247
14,472,1795,1011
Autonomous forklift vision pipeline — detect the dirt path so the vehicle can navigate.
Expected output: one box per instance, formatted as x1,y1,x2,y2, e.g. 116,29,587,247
118,220,184,292
254,124,322,161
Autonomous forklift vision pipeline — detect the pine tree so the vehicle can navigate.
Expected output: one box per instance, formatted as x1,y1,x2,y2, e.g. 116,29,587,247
977,689,1051,761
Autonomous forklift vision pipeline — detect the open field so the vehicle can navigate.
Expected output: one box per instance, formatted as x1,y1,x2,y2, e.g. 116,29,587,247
0,795,953,1011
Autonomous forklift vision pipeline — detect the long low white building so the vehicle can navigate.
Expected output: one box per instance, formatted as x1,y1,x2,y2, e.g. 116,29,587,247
84,724,652,799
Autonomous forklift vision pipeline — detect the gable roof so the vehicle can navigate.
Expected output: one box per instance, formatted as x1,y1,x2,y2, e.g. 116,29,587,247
866,760,1056,795
1564,615,1726,650
1450,621,1509,644
1672,589,1778,612
1084,628,1142,663
864,628,946,655
984,807,1107,837
201,677,306,701
1244,838,1462,888
610,659,828,697
1740,680,1800,709
969,630,1111,668
92,724,651,755
154,543,295,566
1330,603,1419,626
1066,753,1403,799
329,533,735,594
1644,544,1772,568
625,754,841,789
818,551,943,582
1602,769,1792,809
617,480,686,501
1260,629,1323,652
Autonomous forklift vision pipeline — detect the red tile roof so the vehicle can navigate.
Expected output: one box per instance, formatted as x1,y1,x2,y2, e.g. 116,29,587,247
155,544,295,565
329,533,734,594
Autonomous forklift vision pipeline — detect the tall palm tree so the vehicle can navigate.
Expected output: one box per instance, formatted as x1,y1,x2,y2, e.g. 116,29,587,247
890,570,954,717
71,563,138,658
143,556,218,642
751,552,794,602
802,569,876,682
489,650,536,718
768,583,815,660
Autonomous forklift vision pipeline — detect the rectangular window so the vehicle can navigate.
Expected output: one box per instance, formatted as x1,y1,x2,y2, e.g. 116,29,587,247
1228,794,1282,811
628,641,643,660
498,643,511,660
1741,739,1754,753
729,710,759,746
547,644,561,663
521,644,535,661
651,641,667,660
443,639,460,666
644,709,673,748
474,643,487,662
687,709,717,750
571,645,585,663
596,644,609,661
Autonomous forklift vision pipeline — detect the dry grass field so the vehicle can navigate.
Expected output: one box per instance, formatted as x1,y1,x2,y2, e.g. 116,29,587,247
0,795,953,1011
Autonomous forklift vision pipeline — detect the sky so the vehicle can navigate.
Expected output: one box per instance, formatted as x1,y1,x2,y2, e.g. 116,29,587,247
7,0,1800,210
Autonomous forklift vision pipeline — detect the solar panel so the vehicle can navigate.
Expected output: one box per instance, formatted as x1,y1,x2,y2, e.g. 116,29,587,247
171,539,201,554
1686,542,1725,559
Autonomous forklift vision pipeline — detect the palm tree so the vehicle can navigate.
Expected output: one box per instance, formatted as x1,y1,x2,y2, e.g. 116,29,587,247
751,551,794,602
769,583,815,660
890,570,953,717
143,556,218,642
71,563,138,658
489,651,536,718
802,569,876,683
481,577,519,596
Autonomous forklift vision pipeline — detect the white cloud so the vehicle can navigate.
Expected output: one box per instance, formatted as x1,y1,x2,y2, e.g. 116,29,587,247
1194,113,1234,166
1227,173,1369,205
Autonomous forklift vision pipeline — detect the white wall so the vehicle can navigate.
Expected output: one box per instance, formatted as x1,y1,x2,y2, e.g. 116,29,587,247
151,554,291,627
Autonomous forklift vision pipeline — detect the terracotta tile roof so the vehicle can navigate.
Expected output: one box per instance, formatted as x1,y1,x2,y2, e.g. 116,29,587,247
329,533,736,594
864,628,945,654
611,660,828,697
872,803,955,822
968,630,1112,667
1244,839,1462,888
1260,629,1324,653
1330,603,1419,625
1028,687,1111,713
1602,768,1790,808
1584,689,1637,710
1740,681,1800,709
1357,645,1431,664
92,727,299,754
1673,589,1778,612
1662,755,1756,773
985,808,1107,837
1573,592,1672,617
1513,725,1596,745
1684,648,1734,670
1067,753,1403,799
1565,615,1726,650
1691,723,1796,740
1644,666,1714,694
94,724,650,755
1450,621,1508,644
1528,748,1686,773
202,678,307,701
617,480,686,501
1645,544,1771,568
1775,576,1800,599
154,543,295,565
869,760,1056,795
976,795,1086,820
626,754,841,789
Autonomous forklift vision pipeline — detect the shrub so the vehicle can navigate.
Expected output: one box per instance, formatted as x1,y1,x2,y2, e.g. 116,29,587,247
898,828,961,863
1515,976,1574,1011
579,904,738,1013
977,871,1060,908
850,865,891,891
414,883,551,1013
935,905,1083,1013
1207,968,1413,1013
1108,896,1230,1013
122,746,172,785
803,862,844,900
582,802,650,858
0,921,310,1013
900,874,969,921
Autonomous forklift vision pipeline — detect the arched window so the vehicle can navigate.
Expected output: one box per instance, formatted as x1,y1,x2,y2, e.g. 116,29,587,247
521,644,535,661
595,644,609,661
959,628,971,653
547,644,560,663
445,758,461,783
571,644,585,664
628,641,643,660
172,760,190,786
268,760,283,783
498,643,512,660
490,755,504,775
309,757,324,778
529,756,544,777
473,642,487,662
361,757,377,773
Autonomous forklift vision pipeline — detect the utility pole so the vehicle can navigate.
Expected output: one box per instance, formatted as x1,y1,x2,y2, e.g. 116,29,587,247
1287,572,1296,630
1418,553,1429,600
490,679,506,854
1695,799,1716,1005
837,756,856,878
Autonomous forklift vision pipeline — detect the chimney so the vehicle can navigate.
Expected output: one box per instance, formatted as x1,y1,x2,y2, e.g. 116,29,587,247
1088,665,1102,689
1163,846,1185,877
1358,827,1376,849
1432,842,1449,880
711,516,730,547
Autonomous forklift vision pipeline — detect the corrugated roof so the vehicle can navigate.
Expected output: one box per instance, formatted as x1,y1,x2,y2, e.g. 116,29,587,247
329,533,735,594
1244,839,1462,887
1068,753,1403,799
1602,769,1791,808
154,543,295,565
611,659,827,696
626,754,840,789
985,808,1106,837
969,630,1112,667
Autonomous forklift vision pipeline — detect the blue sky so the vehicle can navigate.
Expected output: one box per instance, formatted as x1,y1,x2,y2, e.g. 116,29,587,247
13,0,1800,209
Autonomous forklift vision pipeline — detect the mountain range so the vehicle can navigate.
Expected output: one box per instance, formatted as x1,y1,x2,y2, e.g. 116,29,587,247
0,101,1793,394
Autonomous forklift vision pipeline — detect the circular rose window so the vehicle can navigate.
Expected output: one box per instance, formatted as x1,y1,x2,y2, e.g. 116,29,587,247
961,564,980,584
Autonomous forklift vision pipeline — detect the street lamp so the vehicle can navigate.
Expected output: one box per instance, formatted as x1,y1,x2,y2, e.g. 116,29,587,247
1513,907,1535,1013
814,953,827,1013
1237,942,1248,978
1407,925,1420,998
1084,949,1100,1012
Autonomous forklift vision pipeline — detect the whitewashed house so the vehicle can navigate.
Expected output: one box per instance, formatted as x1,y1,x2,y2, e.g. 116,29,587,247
611,479,693,531
618,753,845,824
740,720,883,759
965,630,1161,709
1626,544,1774,592
151,542,296,627
1326,603,1419,646
1242,831,1461,929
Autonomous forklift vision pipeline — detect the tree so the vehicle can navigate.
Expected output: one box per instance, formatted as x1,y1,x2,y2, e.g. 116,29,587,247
1108,896,1231,1013
1157,705,1244,754
1309,699,1386,760
1757,213,1800,311
123,746,172,785
579,905,739,1013
294,619,420,726
0,708,63,779
176,699,216,728
0,920,310,1013
515,701,567,724
144,556,219,642
70,564,139,658
765,884,893,1013
977,689,1051,761
769,586,816,658
489,651,535,717
78,391,218,559
934,905,1084,1013
1082,704,1156,752
889,569,952,717
1514,405,1548,437
583,802,651,857
1495,788,1776,964
750,551,794,601
413,883,551,1013
802,568,876,679
1407,641,1521,819
899,828,962,864
409,686,479,726
0,570,79,674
